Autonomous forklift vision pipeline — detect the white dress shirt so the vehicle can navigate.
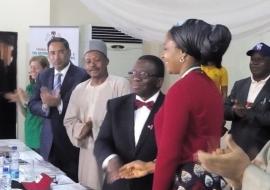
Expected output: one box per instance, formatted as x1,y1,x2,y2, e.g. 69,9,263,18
54,62,71,114
247,74,270,104
134,91,159,145
41,62,71,115
102,91,160,169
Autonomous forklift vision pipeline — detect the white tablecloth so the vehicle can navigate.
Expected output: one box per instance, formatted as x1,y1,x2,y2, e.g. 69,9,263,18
0,139,87,190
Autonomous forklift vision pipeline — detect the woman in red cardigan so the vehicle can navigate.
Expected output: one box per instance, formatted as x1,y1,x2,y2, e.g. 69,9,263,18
119,19,232,190
152,19,231,190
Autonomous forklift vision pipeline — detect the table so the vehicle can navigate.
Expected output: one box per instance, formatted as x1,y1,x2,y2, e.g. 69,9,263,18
0,139,87,190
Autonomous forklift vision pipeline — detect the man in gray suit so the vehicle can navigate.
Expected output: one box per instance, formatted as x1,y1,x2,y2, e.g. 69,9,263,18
225,42,270,159
29,37,88,181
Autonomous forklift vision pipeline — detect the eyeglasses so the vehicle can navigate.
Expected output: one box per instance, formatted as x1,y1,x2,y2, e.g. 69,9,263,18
127,71,159,80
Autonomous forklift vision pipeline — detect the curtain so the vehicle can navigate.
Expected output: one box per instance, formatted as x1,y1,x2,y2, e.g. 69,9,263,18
79,0,270,41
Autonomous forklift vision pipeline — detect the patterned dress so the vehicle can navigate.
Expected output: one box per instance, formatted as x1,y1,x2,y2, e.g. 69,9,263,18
173,162,226,190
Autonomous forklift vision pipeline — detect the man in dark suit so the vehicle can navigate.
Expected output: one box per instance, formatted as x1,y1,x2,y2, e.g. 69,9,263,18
94,55,165,190
29,37,88,181
0,59,7,136
225,42,270,159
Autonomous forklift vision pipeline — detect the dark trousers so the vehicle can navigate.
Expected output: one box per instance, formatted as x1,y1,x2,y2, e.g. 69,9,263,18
0,99,16,139
49,142,79,182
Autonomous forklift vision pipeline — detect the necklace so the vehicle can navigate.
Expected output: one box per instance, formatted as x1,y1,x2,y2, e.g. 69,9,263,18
180,66,201,79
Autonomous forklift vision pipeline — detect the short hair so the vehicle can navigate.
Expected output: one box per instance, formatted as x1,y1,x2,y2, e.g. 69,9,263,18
29,56,49,69
169,19,231,67
138,55,165,78
47,37,70,50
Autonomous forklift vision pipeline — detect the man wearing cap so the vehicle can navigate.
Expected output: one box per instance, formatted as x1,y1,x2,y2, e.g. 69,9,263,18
29,37,89,181
64,39,130,189
224,42,270,159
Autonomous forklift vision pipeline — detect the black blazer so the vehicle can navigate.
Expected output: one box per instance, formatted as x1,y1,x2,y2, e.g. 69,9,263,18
29,64,89,158
94,92,165,190
225,77,270,159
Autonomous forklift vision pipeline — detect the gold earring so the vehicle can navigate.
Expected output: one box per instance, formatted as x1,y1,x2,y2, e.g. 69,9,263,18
179,57,184,63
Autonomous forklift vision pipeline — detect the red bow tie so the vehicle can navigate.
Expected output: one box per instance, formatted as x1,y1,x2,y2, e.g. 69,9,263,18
135,99,154,110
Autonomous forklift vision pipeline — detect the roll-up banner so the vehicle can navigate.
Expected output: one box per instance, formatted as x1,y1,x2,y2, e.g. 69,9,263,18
29,26,79,66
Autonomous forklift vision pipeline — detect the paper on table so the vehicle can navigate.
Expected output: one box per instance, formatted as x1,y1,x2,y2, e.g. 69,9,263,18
20,150,43,161
0,145,11,156
0,139,30,152
52,183,88,190
50,174,74,186
20,159,64,182
30,159,64,176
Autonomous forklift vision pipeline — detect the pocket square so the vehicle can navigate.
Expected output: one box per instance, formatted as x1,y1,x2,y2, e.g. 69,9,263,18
260,97,267,105
147,124,153,130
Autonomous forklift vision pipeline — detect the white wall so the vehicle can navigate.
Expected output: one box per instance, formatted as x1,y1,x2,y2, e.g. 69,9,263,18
0,0,50,140
106,43,143,77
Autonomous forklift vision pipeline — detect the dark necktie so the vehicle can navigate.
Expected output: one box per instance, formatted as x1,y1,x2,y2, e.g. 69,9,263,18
135,99,154,110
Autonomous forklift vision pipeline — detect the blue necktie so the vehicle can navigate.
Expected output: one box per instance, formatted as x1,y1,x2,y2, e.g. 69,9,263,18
54,73,62,92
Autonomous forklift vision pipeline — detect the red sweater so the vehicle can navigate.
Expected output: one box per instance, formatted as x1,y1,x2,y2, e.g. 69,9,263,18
153,71,223,190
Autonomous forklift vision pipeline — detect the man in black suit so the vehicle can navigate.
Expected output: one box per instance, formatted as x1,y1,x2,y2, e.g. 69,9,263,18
29,37,88,181
94,55,165,190
225,42,270,159
0,59,7,137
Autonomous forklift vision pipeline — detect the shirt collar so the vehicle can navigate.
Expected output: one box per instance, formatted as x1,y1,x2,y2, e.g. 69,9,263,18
251,74,270,83
54,62,71,76
136,91,160,103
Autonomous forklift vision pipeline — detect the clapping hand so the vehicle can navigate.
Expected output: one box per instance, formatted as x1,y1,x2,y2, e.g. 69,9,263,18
4,90,19,102
17,88,28,105
197,135,251,189
5,88,28,105
119,160,153,179
106,157,123,184
40,87,60,107
232,99,247,118
78,119,93,140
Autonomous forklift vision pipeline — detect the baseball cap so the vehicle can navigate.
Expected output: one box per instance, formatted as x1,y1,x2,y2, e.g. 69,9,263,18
87,39,107,57
246,42,270,57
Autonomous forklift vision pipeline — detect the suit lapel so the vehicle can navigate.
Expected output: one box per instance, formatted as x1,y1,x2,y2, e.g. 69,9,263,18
135,93,164,154
253,78,270,107
48,69,54,90
125,95,136,151
60,64,74,94
239,78,251,103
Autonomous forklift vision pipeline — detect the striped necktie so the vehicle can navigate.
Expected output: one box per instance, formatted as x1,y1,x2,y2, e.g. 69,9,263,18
54,73,62,93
